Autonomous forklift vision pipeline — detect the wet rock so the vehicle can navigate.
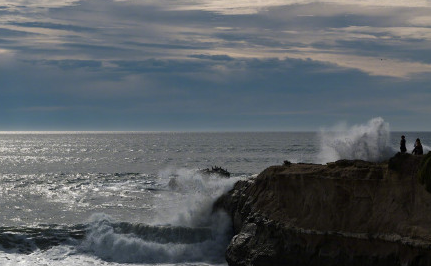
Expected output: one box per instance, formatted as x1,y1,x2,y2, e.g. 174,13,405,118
199,166,231,178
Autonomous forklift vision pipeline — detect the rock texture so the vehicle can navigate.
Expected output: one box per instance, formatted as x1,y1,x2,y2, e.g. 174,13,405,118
215,153,431,266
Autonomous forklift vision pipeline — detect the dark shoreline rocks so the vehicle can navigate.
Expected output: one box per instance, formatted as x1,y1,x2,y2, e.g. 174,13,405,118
199,166,231,178
214,153,431,266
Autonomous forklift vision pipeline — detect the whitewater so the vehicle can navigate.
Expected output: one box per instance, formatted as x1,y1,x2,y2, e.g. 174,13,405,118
0,118,430,265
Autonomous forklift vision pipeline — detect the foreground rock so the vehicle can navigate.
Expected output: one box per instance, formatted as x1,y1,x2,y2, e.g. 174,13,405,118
215,154,431,266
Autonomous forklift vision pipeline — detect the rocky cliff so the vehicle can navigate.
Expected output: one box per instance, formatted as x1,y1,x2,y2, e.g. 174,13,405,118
215,153,431,266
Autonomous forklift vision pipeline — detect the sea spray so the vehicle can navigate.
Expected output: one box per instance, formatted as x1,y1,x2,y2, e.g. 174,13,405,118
158,168,240,227
318,117,395,163
79,168,240,264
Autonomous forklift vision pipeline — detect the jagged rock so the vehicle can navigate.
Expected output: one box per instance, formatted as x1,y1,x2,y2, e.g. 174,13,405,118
215,154,431,266
199,166,231,178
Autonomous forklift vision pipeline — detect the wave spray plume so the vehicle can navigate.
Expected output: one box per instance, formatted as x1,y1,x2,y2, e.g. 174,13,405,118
318,117,395,163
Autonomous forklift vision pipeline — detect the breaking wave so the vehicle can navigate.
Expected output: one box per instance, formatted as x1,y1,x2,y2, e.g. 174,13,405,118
0,168,241,265
318,117,395,163
80,168,240,263
80,212,231,264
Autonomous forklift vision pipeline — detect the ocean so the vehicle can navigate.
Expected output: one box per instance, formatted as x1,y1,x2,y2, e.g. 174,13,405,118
0,127,430,265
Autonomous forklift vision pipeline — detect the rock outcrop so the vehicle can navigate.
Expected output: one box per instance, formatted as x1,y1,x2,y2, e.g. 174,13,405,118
215,153,431,266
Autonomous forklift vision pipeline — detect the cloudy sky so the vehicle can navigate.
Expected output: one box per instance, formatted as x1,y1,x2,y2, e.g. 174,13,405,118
1,0,431,131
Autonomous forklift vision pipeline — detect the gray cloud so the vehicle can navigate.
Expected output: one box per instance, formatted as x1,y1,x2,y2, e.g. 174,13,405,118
8,22,96,32
0,28,40,36
188,54,234,61
1,0,431,130
31,59,103,70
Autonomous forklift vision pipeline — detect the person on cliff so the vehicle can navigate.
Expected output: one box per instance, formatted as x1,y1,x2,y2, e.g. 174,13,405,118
412,138,423,155
400,135,407,153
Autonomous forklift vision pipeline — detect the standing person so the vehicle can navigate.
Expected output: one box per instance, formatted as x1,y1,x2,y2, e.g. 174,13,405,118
412,138,424,155
400,135,407,153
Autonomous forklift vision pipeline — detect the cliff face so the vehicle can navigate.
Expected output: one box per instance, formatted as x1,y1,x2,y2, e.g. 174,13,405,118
215,154,431,266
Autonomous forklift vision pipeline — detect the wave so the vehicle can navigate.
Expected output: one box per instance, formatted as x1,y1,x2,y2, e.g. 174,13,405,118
0,168,242,264
80,213,231,264
0,224,84,254
113,222,213,244
80,169,242,263
318,117,395,163
0,216,229,264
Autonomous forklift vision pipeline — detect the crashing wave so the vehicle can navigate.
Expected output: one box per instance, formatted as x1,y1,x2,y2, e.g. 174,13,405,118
318,117,395,163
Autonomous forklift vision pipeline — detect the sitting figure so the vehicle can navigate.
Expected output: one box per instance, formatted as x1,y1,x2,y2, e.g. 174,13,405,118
412,138,424,155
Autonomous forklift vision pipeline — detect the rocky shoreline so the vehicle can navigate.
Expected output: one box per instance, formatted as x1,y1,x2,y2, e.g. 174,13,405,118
214,153,431,266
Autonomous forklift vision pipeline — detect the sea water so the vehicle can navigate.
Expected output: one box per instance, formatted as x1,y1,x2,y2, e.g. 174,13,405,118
0,119,430,265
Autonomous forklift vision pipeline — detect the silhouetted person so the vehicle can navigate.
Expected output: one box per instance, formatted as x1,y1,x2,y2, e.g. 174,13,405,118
400,135,407,153
412,138,423,155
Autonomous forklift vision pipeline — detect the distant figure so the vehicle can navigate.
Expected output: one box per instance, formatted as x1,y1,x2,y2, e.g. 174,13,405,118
412,138,423,155
400,135,407,153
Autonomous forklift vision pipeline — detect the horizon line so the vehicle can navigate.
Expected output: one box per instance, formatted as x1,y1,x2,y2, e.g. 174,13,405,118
0,130,429,134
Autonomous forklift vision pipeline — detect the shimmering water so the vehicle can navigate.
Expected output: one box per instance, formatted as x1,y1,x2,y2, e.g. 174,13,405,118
0,131,429,265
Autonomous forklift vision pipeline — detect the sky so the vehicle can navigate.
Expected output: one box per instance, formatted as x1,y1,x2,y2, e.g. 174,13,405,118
0,0,431,131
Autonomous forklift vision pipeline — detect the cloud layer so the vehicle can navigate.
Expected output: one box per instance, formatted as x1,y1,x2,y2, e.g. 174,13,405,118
0,0,430,130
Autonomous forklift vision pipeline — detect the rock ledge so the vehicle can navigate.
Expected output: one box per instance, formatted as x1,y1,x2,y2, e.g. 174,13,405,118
215,154,431,266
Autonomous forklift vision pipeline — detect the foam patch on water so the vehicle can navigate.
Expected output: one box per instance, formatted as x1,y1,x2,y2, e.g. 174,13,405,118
318,117,395,163
0,247,221,266
75,168,242,264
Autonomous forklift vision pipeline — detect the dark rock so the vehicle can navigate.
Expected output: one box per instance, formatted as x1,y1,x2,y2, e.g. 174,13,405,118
417,152,431,193
215,154,431,266
199,166,231,178
283,160,291,166
388,152,422,174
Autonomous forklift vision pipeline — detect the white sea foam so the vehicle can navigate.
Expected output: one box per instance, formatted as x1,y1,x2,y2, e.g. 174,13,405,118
77,169,241,264
158,168,240,227
318,117,395,163
80,212,231,264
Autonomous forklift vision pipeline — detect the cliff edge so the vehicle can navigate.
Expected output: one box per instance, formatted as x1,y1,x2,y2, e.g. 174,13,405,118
215,153,431,266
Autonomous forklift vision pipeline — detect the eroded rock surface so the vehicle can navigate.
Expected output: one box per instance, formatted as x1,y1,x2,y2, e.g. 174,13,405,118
215,154,431,266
